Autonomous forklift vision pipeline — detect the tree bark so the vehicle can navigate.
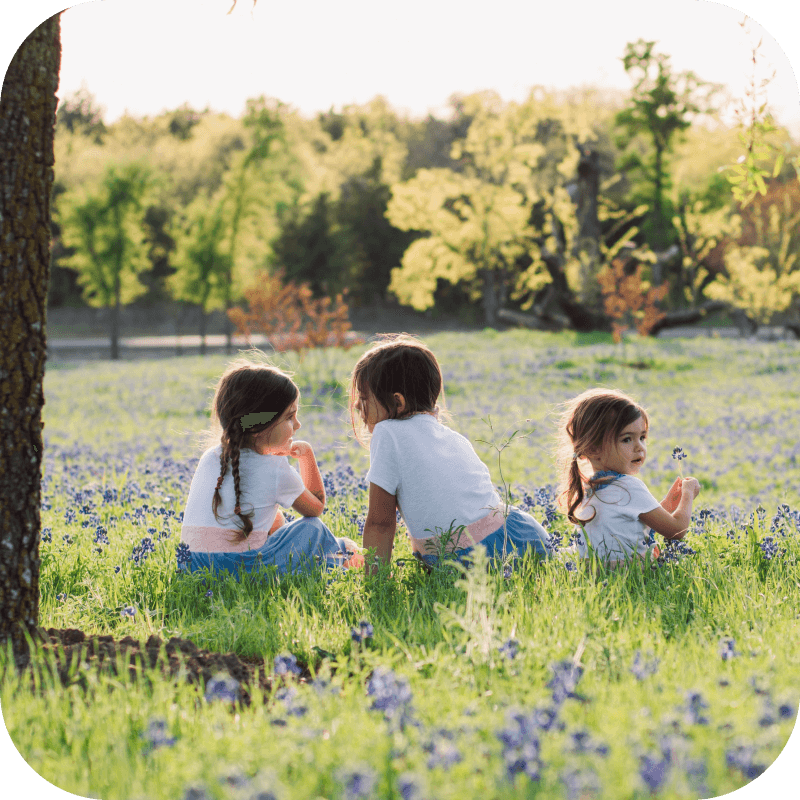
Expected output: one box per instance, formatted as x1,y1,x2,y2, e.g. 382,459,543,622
0,14,60,661
199,303,207,355
479,267,499,327
647,300,727,336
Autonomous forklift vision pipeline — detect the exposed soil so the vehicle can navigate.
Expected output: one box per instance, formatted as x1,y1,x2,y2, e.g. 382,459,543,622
19,628,314,705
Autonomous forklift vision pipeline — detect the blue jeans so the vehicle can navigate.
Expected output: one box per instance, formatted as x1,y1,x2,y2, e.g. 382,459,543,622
415,508,551,568
184,516,353,578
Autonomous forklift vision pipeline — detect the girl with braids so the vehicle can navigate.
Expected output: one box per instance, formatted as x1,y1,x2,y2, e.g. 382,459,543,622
180,357,363,576
350,334,551,576
556,388,700,566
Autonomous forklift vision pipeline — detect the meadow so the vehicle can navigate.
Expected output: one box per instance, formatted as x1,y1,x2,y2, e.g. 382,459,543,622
2,329,800,800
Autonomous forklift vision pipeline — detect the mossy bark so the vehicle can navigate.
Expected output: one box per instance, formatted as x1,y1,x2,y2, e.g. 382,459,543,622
0,14,60,661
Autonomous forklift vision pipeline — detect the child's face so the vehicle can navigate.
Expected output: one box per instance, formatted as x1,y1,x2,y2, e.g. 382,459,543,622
354,389,389,433
593,416,648,475
260,398,301,452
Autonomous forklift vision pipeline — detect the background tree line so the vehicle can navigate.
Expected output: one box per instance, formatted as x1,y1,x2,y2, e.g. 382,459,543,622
50,40,800,355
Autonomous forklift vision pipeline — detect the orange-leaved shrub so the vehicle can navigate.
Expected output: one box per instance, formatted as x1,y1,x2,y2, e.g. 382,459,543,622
598,258,668,343
227,271,365,357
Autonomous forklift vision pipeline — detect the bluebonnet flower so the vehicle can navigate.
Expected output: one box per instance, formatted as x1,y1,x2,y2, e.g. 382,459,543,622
496,710,543,781
274,686,307,718
41,527,52,543
424,738,462,771
719,637,740,661
570,729,609,757
204,672,240,704
564,561,576,572
682,690,710,725
142,718,177,751
639,753,670,792
367,667,414,726
176,543,191,569
130,536,156,565
273,653,302,676
121,605,136,618
351,620,374,644
337,765,376,800
93,526,109,545
62,534,72,545
57,593,66,603
560,767,600,800
726,745,766,779
759,536,785,560
182,785,212,800
672,447,687,461
396,773,424,800
630,650,660,681
498,638,519,661
546,660,584,705
205,589,213,598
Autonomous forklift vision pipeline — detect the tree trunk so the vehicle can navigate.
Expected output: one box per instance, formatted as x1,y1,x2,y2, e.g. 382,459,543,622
199,304,207,355
0,14,60,661
111,284,121,360
647,301,727,336
479,267,499,327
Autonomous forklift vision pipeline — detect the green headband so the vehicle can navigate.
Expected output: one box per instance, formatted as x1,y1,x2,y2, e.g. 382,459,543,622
240,411,278,431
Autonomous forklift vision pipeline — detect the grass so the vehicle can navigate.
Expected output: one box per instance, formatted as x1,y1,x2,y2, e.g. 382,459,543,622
3,330,800,800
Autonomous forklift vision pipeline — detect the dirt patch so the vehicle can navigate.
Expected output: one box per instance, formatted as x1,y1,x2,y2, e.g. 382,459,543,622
20,628,316,705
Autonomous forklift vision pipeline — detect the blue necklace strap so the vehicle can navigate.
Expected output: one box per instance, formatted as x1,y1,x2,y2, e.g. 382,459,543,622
588,470,624,492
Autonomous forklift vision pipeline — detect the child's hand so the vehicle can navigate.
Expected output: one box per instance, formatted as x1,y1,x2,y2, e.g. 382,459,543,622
681,477,700,500
271,440,313,459
661,476,682,513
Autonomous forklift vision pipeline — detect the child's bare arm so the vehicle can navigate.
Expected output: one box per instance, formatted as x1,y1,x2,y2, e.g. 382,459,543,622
363,482,397,577
279,441,325,517
640,477,700,540
269,509,286,534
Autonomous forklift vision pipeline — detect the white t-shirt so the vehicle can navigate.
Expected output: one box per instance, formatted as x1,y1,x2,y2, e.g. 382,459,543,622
574,473,661,561
366,414,502,539
181,444,305,552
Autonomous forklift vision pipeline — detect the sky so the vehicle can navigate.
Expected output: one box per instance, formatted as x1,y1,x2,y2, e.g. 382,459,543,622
1,0,799,137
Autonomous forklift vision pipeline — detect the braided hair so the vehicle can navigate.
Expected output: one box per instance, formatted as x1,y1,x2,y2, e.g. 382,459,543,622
555,388,649,526
209,357,299,542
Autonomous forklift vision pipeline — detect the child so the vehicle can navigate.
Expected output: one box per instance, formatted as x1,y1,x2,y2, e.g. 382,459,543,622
180,356,363,576
556,388,700,566
349,335,551,575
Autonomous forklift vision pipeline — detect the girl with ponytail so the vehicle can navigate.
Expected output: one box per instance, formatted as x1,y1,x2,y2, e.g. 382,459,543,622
556,388,700,566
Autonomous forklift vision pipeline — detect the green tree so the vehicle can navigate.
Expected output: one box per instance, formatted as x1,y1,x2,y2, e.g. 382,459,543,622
219,96,294,352
387,90,614,328
615,39,721,256
58,163,152,359
167,191,232,354
705,188,800,332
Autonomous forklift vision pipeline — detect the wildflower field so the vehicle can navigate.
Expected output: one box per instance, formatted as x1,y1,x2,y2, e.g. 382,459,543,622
2,330,799,800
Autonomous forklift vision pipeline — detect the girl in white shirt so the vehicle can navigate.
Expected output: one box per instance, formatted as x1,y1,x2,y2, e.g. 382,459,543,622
181,357,363,576
348,335,551,575
556,388,700,566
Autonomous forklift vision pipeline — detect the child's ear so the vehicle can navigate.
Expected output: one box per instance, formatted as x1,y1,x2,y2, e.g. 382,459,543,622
393,392,407,414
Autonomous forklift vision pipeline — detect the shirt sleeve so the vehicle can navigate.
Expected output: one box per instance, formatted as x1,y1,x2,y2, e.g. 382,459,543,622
624,476,662,517
365,422,400,496
275,457,306,507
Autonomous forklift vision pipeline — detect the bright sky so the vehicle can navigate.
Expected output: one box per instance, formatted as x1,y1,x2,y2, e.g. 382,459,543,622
2,0,799,138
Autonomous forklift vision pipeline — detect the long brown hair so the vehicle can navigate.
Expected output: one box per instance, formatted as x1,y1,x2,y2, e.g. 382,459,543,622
555,388,649,526
209,356,298,541
348,334,451,448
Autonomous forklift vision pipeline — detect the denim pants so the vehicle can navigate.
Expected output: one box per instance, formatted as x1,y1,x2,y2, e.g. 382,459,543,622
415,508,551,567
184,516,352,578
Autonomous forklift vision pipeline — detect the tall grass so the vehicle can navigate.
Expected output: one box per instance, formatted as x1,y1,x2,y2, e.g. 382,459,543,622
3,331,799,799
